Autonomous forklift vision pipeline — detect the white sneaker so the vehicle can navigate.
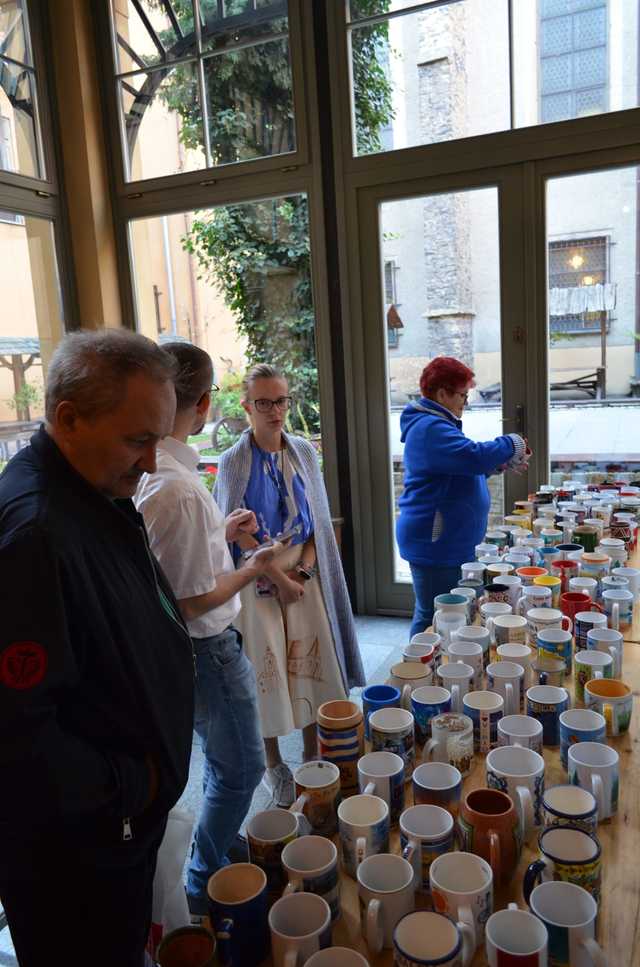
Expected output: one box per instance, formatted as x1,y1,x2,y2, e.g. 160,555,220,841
262,763,295,807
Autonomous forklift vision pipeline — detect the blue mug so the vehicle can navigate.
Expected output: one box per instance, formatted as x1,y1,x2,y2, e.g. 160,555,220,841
362,684,400,740
207,863,270,967
558,708,606,771
526,685,570,747
410,685,451,746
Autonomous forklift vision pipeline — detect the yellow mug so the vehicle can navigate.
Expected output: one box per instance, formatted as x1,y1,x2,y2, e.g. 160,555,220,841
533,575,562,609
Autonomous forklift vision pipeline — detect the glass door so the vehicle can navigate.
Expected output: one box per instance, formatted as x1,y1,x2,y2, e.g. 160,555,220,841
545,165,640,483
357,171,529,614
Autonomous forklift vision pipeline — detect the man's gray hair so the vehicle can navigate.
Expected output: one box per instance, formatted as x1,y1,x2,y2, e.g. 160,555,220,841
45,329,178,423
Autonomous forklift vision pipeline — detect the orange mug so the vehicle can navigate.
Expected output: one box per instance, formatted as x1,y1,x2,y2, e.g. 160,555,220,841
458,788,521,884
559,591,602,624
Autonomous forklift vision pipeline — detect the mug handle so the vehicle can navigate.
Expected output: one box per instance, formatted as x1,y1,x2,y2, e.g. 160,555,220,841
283,877,302,897
422,738,438,762
590,773,605,821
356,835,367,868
588,601,605,613
450,682,461,713
523,858,548,904
216,917,234,967
504,681,515,716
456,918,476,967
538,671,548,685
366,898,384,955
488,829,501,883
561,615,573,634
456,902,477,951
363,781,376,796
612,602,620,631
401,684,412,710
290,793,308,814
580,937,608,967
515,785,534,840
283,951,301,967
486,617,495,643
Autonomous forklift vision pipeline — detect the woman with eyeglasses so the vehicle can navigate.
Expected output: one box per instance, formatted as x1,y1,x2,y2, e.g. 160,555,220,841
396,356,530,638
215,363,365,807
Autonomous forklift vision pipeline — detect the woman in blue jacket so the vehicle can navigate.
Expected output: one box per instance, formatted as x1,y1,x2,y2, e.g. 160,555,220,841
396,356,529,637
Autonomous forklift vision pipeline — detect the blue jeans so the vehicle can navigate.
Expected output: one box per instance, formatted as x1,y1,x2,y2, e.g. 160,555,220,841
187,627,266,914
409,563,463,638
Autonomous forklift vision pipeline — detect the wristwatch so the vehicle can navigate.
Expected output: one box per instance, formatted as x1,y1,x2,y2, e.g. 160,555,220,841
296,562,316,581
241,548,257,561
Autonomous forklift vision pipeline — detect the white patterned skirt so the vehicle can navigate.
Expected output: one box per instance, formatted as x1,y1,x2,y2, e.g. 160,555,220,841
234,544,347,738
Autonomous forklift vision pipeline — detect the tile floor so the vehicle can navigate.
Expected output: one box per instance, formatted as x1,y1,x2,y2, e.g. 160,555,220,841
0,615,411,965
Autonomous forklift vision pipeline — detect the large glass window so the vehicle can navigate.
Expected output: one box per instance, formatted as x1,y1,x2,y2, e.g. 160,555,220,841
0,0,44,178
128,194,321,458
110,0,295,181
346,0,638,157
546,166,639,480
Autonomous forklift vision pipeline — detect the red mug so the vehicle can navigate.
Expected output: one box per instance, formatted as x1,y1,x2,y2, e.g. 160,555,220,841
550,559,579,593
560,591,604,623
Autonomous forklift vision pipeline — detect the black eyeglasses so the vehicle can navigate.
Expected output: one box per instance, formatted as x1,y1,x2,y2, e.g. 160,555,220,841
250,396,293,413
446,389,469,402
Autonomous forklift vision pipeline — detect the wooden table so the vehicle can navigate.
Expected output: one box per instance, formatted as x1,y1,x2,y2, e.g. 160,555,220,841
323,547,640,966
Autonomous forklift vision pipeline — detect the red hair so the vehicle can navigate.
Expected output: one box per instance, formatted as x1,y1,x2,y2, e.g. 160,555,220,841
419,357,474,398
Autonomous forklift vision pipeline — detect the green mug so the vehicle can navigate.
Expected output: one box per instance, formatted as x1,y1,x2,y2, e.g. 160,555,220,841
573,526,599,553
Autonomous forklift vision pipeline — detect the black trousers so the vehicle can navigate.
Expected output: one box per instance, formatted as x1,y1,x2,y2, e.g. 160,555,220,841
0,831,163,967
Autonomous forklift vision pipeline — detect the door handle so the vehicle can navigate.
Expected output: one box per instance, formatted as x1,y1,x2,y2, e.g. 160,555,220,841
502,404,525,436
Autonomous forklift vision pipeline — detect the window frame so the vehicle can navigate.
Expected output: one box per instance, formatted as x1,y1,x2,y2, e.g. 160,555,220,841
101,0,311,196
548,232,610,335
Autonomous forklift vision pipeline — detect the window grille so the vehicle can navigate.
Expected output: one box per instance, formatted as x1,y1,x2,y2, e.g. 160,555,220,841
539,0,608,123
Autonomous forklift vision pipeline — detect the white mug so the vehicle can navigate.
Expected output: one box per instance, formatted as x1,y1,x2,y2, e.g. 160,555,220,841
281,836,340,922
612,566,639,601
429,851,494,950
517,585,552,614
480,601,512,628
447,640,484,690
400,803,455,892
485,745,545,839
569,576,598,601
451,587,477,623
487,613,528,648
268,892,332,967
567,741,619,821
461,561,486,584
493,574,523,610
433,611,467,652
369,707,415,779
387,662,432,709
337,794,390,878
393,910,475,967
525,607,572,647
358,751,405,826
586,627,624,679
356,852,414,952
451,625,491,671
485,903,548,966
528,881,604,967
602,588,634,630
437,662,475,712
497,714,543,755
304,949,369,967
496,643,533,685
487,661,525,716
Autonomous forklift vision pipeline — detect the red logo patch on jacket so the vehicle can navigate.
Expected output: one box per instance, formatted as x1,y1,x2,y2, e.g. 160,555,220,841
0,641,48,690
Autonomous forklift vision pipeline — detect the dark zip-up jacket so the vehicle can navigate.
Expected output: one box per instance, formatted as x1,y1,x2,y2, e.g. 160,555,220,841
0,428,194,862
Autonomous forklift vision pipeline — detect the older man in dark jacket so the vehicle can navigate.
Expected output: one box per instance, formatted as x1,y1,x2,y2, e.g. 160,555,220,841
0,331,195,967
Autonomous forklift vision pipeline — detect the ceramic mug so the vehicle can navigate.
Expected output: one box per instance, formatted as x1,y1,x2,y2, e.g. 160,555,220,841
487,661,525,716
207,864,270,967
550,560,580,594
612,565,640,601
387,662,432,710
451,587,478,623
458,788,521,885
573,650,613,705
402,641,437,668
536,628,573,675
410,630,444,664
304,949,369,967
268,892,332,967
482,581,512,606
573,610,608,651
523,826,602,909
569,576,598,601
567,742,619,821
412,762,463,819
410,685,452,747
516,566,549,587
433,593,469,617
533,575,562,609
602,588,634,630
526,685,570,747
528,881,604,967
461,561,486,584
577,552,610,586
316,700,364,797
480,601,513,628
542,785,598,836
247,808,309,900
358,750,405,826
433,611,468,652
583,678,633,737
486,614,528,648
492,574,523,610
437,662,475,713
496,642,533,683
400,803,455,892
337,794,390,879
356,853,414,952
526,608,572,648
463,690,504,754
559,591,601,627
447,640,484,690
369,707,415,778
392,911,475,967
517,584,553,615
497,714,543,755
554,543,584,560
558,709,606,771
485,745,545,840
293,761,342,837
484,905,548,966
156,927,216,967
422,712,475,777
362,684,400,742
486,562,515,582
281,836,340,922
452,625,492,672
429,851,494,951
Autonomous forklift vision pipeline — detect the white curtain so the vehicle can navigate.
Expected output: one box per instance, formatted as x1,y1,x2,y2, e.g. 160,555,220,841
549,283,617,316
